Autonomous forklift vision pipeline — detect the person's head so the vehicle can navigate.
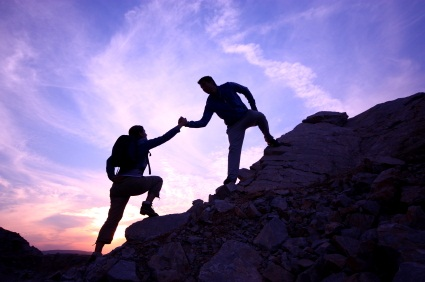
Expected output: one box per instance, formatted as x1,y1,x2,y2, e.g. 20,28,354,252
198,76,217,95
129,125,147,139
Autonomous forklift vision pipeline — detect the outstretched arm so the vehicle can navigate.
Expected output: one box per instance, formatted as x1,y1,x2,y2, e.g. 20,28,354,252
143,117,186,150
185,106,214,128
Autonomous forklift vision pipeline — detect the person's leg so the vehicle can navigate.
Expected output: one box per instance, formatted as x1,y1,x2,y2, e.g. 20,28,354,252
110,176,162,217
94,243,104,253
226,122,246,183
93,176,162,257
95,195,130,253
240,110,284,146
252,111,274,141
112,176,162,198
139,176,163,217
140,176,162,202
238,110,273,140
145,190,157,203
225,110,282,184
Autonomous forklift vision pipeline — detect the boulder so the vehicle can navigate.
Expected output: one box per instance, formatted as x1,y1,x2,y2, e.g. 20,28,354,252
198,240,262,282
302,111,348,126
126,213,190,242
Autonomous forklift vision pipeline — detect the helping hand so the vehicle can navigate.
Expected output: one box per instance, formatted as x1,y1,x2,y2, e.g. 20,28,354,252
178,116,188,126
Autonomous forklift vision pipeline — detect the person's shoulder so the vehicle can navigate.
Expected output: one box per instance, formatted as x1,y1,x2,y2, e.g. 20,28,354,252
137,138,149,145
221,82,234,86
219,82,237,90
222,82,243,88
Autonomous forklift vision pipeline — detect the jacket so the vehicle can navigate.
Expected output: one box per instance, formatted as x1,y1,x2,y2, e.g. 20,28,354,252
186,82,257,127
106,126,181,179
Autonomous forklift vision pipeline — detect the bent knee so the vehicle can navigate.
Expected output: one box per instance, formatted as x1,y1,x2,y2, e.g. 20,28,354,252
154,176,163,186
254,111,266,120
150,176,163,197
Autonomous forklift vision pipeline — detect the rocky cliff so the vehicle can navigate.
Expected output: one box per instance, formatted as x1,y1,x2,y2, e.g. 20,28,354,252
0,227,92,281
14,93,425,281
0,227,43,280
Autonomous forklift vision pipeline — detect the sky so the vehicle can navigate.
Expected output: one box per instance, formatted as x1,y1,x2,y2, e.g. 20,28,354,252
0,0,424,254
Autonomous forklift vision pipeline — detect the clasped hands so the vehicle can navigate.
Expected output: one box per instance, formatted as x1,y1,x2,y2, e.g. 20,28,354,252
178,116,188,127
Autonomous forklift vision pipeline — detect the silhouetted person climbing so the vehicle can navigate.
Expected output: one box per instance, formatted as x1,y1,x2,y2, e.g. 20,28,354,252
183,76,285,186
90,117,187,261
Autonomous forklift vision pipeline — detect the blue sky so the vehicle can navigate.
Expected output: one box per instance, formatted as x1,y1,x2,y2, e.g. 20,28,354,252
1,0,424,253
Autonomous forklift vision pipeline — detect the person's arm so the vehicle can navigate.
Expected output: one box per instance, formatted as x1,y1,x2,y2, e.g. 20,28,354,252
185,105,214,128
106,156,116,181
143,118,187,150
230,82,257,111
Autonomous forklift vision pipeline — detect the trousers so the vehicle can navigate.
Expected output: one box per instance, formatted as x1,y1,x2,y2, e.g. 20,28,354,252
96,176,162,244
226,110,273,181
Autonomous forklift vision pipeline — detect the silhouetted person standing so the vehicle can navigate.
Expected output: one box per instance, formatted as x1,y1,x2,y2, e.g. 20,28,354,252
90,117,187,261
183,76,284,186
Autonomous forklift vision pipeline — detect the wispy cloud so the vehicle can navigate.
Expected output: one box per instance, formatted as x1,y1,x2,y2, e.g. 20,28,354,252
204,0,239,38
40,214,90,230
223,43,343,110
202,1,343,111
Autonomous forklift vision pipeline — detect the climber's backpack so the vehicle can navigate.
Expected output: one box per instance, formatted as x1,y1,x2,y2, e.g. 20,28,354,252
109,135,137,173
109,135,151,174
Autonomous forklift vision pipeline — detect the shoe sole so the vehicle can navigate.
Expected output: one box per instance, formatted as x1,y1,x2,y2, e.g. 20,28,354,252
140,211,159,217
268,142,291,147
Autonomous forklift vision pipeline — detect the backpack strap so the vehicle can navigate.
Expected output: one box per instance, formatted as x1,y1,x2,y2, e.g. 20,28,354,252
147,151,152,175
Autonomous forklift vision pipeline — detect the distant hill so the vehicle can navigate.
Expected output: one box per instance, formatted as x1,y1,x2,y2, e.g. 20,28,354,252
0,227,90,281
42,250,92,255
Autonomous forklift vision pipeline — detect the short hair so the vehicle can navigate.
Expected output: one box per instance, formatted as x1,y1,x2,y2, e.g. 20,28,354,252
198,76,216,85
128,125,144,137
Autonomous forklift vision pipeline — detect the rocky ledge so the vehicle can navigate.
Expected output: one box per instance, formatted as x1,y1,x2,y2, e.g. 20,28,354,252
35,93,425,281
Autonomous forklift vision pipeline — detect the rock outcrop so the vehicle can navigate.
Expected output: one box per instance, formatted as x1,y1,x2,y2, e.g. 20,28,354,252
0,227,90,281
64,92,425,281
0,227,43,280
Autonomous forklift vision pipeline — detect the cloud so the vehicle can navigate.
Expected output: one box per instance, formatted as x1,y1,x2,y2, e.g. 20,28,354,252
222,42,343,111
39,214,90,230
204,0,239,38
199,1,343,112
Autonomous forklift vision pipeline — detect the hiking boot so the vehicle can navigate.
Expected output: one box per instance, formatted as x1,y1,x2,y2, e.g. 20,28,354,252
266,137,291,147
140,202,159,217
266,138,281,147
